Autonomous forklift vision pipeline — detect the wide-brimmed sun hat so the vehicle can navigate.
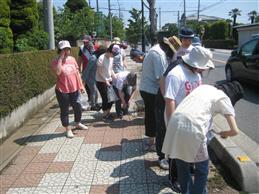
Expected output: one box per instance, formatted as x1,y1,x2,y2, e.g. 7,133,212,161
58,40,71,50
163,36,182,53
182,46,215,70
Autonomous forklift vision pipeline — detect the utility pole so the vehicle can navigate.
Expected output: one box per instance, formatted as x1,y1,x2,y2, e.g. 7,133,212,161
88,0,91,7
96,0,99,12
108,0,112,41
183,0,186,26
177,11,180,32
141,0,145,52
148,0,157,46
43,0,55,49
159,7,161,30
197,0,200,22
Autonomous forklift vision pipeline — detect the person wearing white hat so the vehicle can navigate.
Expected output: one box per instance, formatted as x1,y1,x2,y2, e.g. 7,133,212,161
162,81,243,194
51,40,88,138
163,46,214,192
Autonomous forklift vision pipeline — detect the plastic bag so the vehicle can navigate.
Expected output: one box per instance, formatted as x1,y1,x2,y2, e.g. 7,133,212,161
77,92,90,110
107,86,119,103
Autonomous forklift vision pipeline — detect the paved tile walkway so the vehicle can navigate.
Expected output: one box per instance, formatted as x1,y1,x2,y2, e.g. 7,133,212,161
0,103,177,194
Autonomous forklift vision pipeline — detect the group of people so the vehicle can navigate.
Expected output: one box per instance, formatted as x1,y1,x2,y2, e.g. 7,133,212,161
51,27,244,194
51,36,137,138
131,27,244,194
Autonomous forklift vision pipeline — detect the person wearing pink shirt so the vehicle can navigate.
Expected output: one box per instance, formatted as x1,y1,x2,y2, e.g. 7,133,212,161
51,40,88,138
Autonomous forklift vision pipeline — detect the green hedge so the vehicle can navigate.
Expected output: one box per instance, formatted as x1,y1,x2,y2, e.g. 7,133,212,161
203,39,236,49
0,47,79,118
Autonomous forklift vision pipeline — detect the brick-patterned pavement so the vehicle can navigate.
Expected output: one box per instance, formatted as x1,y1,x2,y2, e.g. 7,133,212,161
0,105,175,194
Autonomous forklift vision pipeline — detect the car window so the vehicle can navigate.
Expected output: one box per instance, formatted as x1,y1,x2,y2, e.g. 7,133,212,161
252,41,259,55
241,40,257,56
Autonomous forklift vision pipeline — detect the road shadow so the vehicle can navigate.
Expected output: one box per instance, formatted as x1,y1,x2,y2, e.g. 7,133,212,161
14,132,65,145
106,159,172,194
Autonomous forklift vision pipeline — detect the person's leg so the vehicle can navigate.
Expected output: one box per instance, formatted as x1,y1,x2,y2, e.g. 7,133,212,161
97,81,113,118
140,90,156,137
55,89,73,137
84,83,91,102
176,159,193,194
69,90,81,123
123,85,131,115
55,89,70,127
113,86,123,117
191,160,209,194
155,89,166,161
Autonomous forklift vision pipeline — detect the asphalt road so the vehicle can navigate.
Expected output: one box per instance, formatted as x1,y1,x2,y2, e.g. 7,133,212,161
203,49,259,145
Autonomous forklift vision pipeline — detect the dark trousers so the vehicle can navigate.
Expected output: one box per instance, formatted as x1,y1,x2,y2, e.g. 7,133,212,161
155,89,166,160
55,89,82,127
140,90,156,137
169,158,178,183
96,81,113,111
113,85,130,116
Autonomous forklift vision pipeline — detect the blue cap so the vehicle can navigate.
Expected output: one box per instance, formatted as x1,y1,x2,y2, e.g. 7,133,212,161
130,49,144,59
179,27,194,38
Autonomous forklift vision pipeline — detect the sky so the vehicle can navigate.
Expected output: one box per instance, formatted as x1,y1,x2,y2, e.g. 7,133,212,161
53,0,259,28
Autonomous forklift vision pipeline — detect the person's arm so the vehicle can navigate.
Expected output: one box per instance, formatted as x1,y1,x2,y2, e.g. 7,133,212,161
159,77,165,96
118,89,127,108
165,98,176,124
53,50,65,76
77,56,83,73
219,114,239,138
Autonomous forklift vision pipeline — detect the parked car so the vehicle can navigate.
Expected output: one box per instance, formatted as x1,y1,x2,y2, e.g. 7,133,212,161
225,37,259,86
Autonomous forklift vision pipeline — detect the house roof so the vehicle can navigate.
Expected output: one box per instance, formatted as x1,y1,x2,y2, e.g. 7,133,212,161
233,23,259,29
186,14,224,21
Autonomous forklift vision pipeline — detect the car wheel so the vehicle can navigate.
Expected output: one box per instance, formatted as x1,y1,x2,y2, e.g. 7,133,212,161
225,65,233,81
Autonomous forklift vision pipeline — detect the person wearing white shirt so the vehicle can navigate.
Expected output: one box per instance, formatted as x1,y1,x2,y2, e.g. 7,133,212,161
162,81,244,194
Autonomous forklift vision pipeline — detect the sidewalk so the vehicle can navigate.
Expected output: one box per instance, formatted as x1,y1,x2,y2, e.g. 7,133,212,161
0,55,239,194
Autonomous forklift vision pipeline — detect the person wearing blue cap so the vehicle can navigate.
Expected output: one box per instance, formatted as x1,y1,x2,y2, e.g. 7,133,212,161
130,48,145,63
173,27,195,61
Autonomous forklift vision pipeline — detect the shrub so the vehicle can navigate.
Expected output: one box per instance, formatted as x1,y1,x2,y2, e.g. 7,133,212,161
0,47,79,118
204,39,236,49
0,27,13,54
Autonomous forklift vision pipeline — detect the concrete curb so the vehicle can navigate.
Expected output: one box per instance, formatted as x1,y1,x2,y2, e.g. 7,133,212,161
210,115,259,193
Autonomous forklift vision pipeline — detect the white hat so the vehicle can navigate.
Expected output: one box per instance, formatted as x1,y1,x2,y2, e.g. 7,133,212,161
58,40,71,50
182,46,215,70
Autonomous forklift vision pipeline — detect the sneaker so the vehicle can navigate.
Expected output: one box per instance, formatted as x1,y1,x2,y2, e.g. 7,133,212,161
158,159,169,170
76,123,88,130
66,130,74,138
169,180,182,193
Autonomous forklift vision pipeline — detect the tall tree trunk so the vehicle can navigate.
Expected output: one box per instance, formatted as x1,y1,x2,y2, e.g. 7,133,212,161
147,0,157,45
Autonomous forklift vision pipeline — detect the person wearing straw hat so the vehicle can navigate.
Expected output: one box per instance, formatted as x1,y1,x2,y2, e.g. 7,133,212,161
51,40,88,138
154,36,181,171
162,81,243,194
139,34,176,152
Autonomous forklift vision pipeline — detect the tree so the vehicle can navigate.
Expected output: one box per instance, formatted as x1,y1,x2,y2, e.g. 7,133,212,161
10,0,39,40
256,15,259,23
65,0,88,12
54,7,95,46
111,16,125,40
209,20,228,39
248,10,257,24
161,23,178,36
228,8,241,26
147,0,157,45
126,8,147,47
0,0,13,53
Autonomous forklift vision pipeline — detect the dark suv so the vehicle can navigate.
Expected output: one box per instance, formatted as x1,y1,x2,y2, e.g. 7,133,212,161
225,37,259,85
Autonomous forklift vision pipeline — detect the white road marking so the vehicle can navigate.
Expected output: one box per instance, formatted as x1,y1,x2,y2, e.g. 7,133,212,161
213,59,226,64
